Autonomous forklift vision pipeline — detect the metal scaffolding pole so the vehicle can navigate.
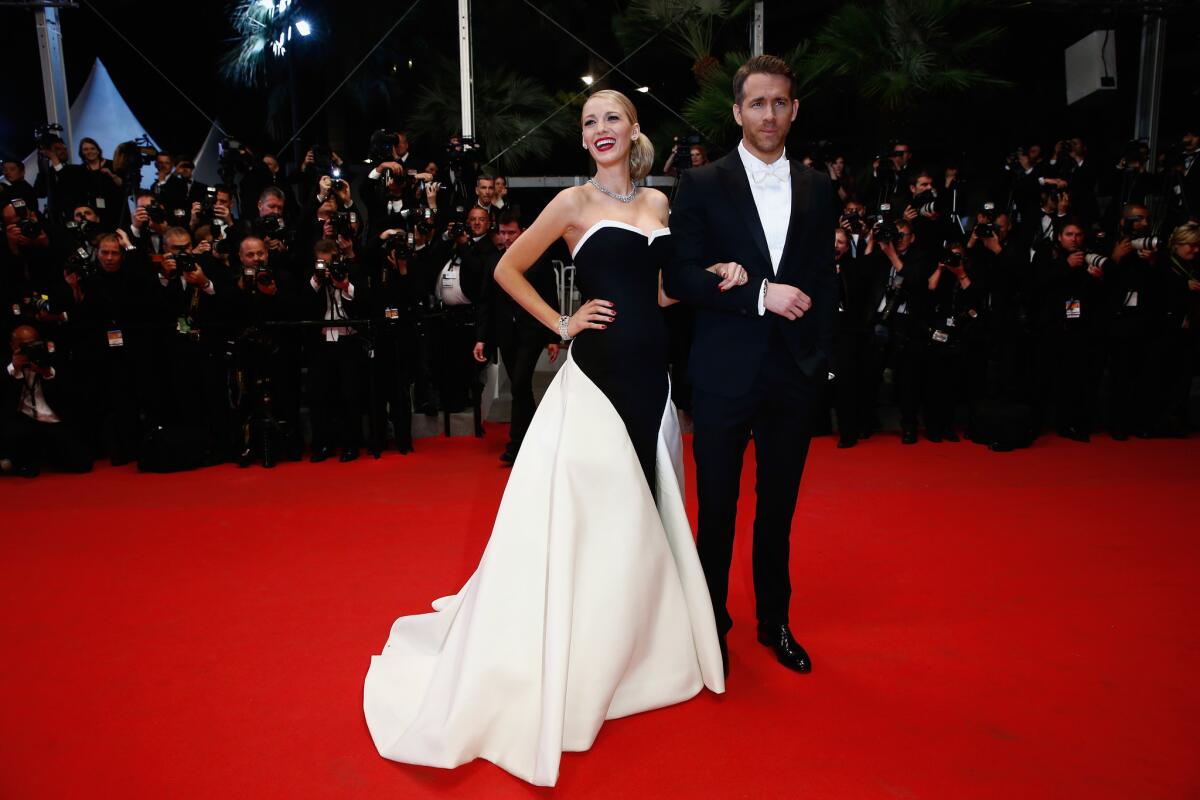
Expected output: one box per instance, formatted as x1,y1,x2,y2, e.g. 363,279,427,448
1134,14,1166,171
458,0,475,140
34,5,73,153
751,2,764,57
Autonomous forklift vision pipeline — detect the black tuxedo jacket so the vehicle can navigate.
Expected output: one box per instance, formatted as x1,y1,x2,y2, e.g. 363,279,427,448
478,254,558,355
664,150,837,397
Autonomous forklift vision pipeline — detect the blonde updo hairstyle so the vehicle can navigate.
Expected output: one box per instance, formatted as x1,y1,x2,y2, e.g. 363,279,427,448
584,89,655,183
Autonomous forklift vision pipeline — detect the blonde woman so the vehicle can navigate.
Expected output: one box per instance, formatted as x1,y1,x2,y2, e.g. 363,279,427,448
364,90,738,787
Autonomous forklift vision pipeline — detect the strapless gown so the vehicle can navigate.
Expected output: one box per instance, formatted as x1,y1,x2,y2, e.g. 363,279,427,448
362,220,725,787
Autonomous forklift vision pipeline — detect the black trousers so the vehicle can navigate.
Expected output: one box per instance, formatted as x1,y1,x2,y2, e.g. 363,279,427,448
80,345,142,463
307,337,365,451
692,331,818,636
499,338,543,453
1106,320,1151,435
864,319,923,432
1,413,93,473
373,325,415,449
1051,325,1104,434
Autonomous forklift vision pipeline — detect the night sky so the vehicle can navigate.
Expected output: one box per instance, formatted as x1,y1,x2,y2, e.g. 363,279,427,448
1,1,1196,173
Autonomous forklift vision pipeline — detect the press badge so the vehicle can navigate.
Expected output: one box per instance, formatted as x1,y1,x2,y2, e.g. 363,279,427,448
1124,291,1138,307
176,316,191,335
932,330,949,344
385,307,400,320
95,197,106,210
1065,299,1081,319
945,316,956,328
106,329,124,347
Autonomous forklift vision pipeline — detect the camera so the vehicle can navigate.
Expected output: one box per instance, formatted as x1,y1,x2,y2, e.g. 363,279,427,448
1130,236,1160,252
840,210,865,234
34,123,64,151
18,339,55,368
384,230,416,261
173,252,199,274
242,264,274,291
940,248,963,268
14,293,54,317
255,213,291,244
909,189,938,217
64,245,96,279
329,210,357,239
669,134,704,171
975,202,997,238
65,218,100,243
313,257,347,285
144,200,168,225
1083,252,1110,271
869,204,899,243
8,199,43,239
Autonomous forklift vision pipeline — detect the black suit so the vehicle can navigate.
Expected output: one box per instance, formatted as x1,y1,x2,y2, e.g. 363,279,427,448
664,150,836,636
478,253,558,454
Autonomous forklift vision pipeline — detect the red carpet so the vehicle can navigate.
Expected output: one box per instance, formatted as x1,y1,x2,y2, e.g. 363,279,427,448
2,430,1197,798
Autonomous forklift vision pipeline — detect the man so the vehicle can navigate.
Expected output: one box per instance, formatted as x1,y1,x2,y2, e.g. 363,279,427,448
1,324,92,476
492,175,509,210
33,136,87,223
160,159,208,217
473,209,559,463
432,206,493,423
2,160,38,210
665,55,837,677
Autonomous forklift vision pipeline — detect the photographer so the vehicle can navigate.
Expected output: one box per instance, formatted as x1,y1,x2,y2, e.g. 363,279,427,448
1103,204,1159,439
295,145,345,208
77,138,124,229
861,217,933,443
3,198,62,315
1,324,92,476
153,226,235,464
1146,222,1199,436
229,235,303,465
306,237,367,462
838,198,869,258
662,137,708,177
492,176,509,210
230,186,298,277
1031,220,1105,441
149,152,176,201
1050,137,1099,225
159,159,208,218
33,135,88,224
830,227,869,448
189,184,237,245
473,209,559,463
1022,187,1072,256
923,240,984,442
128,190,172,255
67,231,151,464
431,206,493,417
966,209,1030,401
1,159,37,210
903,170,953,253
863,140,913,209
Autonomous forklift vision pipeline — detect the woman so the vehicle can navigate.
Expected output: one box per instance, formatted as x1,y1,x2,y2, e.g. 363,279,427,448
1152,222,1200,435
78,137,122,227
364,90,739,787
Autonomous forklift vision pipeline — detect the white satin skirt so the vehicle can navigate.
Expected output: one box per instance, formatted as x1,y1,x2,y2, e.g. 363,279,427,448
363,349,725,786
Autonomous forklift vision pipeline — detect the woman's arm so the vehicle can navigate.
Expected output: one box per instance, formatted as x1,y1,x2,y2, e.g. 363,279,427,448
494,189,581,333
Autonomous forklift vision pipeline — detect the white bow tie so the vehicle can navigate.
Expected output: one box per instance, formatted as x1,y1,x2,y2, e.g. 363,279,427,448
750,159,788,186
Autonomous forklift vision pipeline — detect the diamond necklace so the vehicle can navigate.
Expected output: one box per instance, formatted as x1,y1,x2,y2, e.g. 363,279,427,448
588,177,638,203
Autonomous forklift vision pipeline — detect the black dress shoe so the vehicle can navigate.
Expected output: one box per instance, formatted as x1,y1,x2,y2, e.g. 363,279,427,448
718,635,729,678
1110,429,1129,441
926,430,943,443
836,437,857,449
339,448,359,463
943,430,960,442
309,447,331,463
396,439,414,455
756,624,812,673
901,428,918,445
499,448,517,464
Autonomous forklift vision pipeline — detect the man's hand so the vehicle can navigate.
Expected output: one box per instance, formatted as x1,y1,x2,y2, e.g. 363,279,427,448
706,261,749,292
132,206,149,231
332,272,351,292
317,175,332,199
1067,251,1086,269
259,278,278,296
302,149,315,171
266,237,286,252
190,201,202,224
213,202,232,224
1111,239,1134,262
377,161,402,175
902,206,919,222
472,342,487,363
183,264,209,287
12,351,30,370
192,240,213,256
764,282,812,320
335,234,355,258
983,235,1002,255
160,253,178,278
386,250,408,274
334,181,352,206
1187,279,1200,292
546,343,560,363
116,228,133,249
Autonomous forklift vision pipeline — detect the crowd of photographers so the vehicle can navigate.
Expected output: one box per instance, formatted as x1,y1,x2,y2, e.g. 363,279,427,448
1,126,1197,476
811,132,1199,449
0,128,561,476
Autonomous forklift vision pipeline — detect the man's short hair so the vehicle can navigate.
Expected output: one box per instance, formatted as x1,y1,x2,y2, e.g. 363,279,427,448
732,55,795,106
96,232,122,249
476,175,494,186
313,238,338,257
164,226,191,243
3,159,24,172
176,159,195,169
497,209,523,229
135,189,156,203
910,170,935,187
258,186,286,205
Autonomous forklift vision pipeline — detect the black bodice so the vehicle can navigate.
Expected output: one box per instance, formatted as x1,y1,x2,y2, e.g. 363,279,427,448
569,222,672,494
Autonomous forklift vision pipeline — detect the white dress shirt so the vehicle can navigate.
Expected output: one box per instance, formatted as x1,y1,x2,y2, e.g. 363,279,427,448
310,277,356,341
437,255,470,307
738,141,792,315
8,363,60,423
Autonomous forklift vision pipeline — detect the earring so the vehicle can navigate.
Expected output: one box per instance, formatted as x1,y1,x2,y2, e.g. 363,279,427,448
632,133,639,141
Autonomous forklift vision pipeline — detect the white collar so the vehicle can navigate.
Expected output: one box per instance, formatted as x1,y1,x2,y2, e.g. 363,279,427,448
737,140,788,173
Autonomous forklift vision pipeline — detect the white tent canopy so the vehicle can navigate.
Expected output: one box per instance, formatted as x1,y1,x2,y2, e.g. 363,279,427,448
23,58,161,195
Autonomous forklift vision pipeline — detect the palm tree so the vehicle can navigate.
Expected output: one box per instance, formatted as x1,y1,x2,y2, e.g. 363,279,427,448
803,0,1009,112
616,0,756,84
405,59,575,173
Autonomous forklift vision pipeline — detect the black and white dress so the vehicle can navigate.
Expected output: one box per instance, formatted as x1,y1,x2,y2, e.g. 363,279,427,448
363,220,725,787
